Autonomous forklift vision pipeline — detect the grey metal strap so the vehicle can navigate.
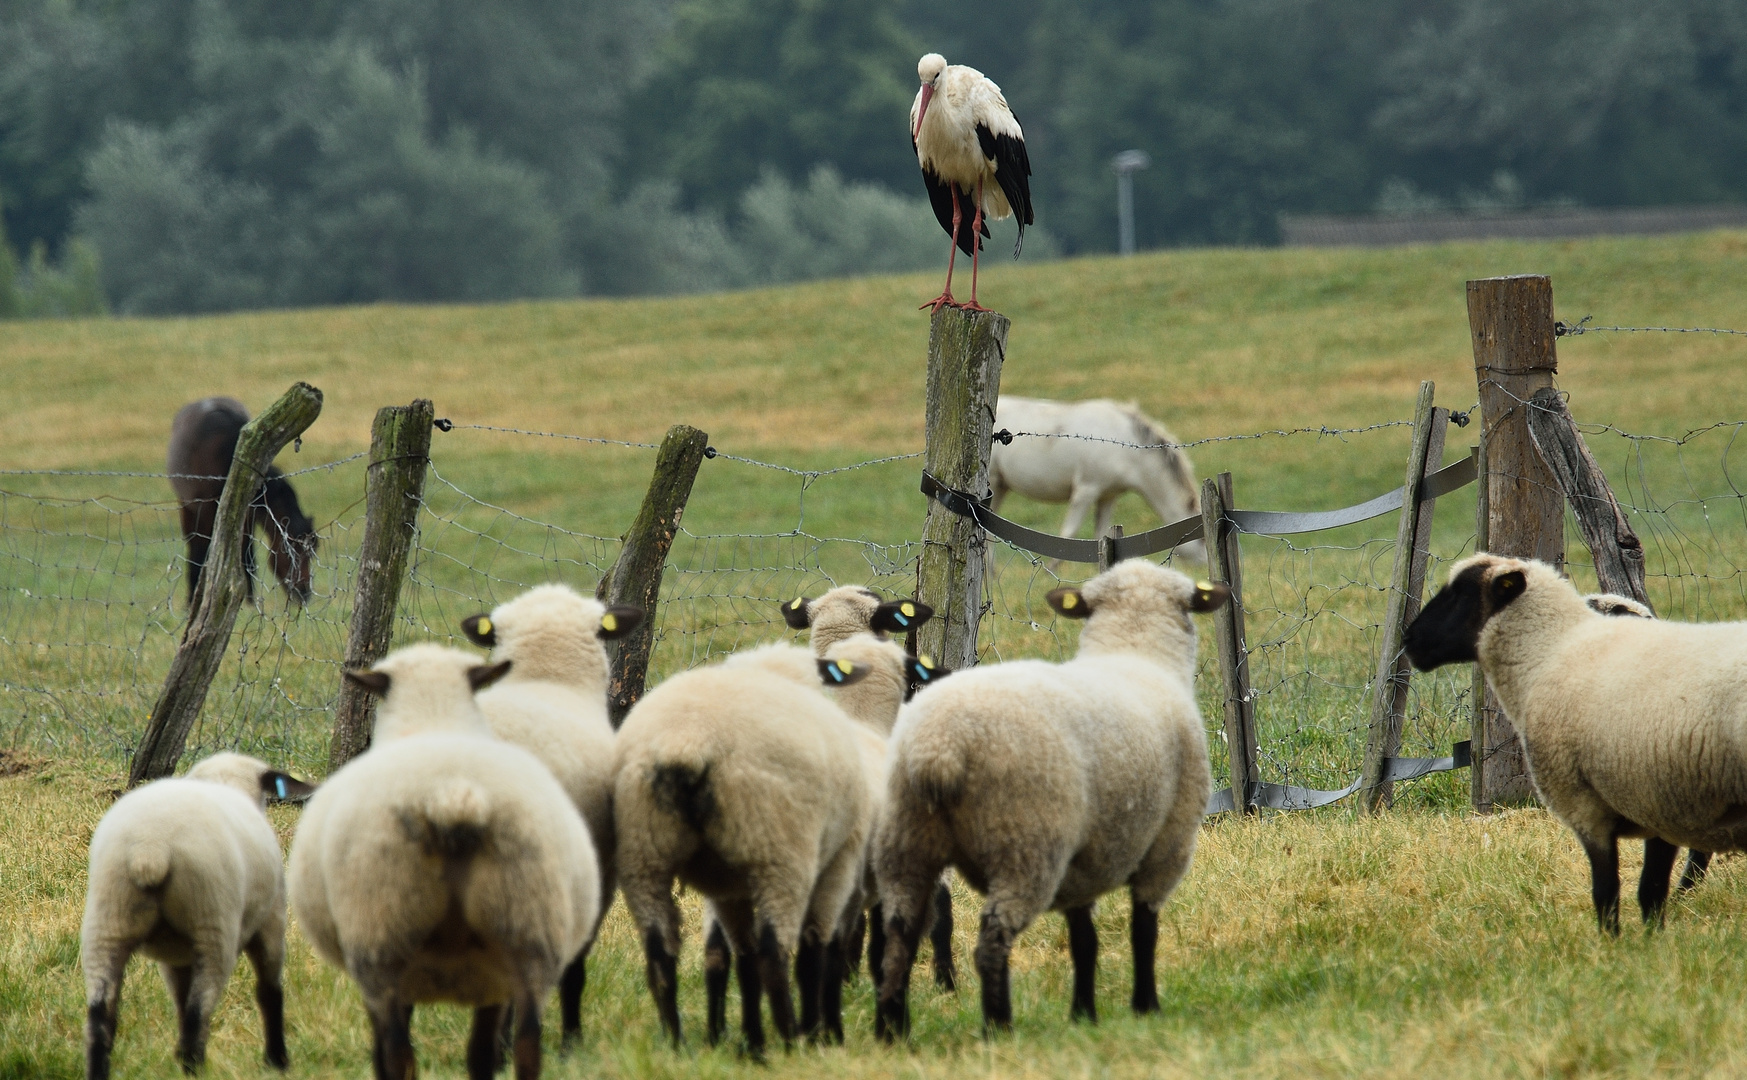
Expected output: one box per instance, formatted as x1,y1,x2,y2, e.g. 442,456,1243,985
1204,741,1471,815
919,472,1102,562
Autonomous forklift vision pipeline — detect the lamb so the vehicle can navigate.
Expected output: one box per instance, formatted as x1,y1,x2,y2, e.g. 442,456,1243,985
872,559,1226,1038
1404,554,1747,933
287,644,599,1079
81,752,315,1079
613,643,872,1053
457,584,643,1044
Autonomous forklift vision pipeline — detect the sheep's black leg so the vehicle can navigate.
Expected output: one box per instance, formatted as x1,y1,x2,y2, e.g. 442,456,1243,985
1640,836,1680,927
704,921,732,1047
1581,834,1621,936
868,903,887,984
757,923,798,1045
642,925,682,1046
164,964,207,1073
930,881,958,991
245,936,288,1069
1065,904,1099,1023
795,930,824,1038
467,1004,504,1080
511,990,542,1080
1679,850,1712,891
845,908,866,980
875,910,926,1042
559,949,587,1049
370,999,416,1080
86,994,120,1080
821,933,848,1044
735,938,767,1059
1130,891,1160,1014
974,911,1015,1033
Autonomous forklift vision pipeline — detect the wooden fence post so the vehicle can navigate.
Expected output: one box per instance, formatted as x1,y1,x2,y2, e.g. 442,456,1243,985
916,306,1008,673
1525,387,1650,607
599,424,710,727
1098,524,1124,571
1359,382,1449,813
1469,274,1563,809
328,400,435,771
130,382,323,787
1202,472,1258,813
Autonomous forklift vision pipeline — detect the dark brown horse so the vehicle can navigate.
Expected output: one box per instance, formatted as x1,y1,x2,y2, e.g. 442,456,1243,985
168,397,317,606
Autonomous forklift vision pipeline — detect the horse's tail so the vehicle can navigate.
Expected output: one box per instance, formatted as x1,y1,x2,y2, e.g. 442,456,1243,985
1123,403,1199,511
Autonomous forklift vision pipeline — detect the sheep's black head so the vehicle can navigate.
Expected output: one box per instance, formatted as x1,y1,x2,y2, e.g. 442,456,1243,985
598,606,645,640
904,654,950,700
1404,557,1527,670
780,586,931,645
460,613,497,647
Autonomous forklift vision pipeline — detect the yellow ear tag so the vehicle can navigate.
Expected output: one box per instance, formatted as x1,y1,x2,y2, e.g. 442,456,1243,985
601,613,618,632
900,602,916,617
477,617,492,635
790,597,804,609
839,660,855,674
1061,593,1078,609
919,655,935,669
1195,581,1215,593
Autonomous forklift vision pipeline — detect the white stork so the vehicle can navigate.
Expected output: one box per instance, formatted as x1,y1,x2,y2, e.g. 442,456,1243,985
911,53,1034,313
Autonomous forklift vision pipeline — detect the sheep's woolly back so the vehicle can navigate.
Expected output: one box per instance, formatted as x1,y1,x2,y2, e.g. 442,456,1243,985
482,584,612,688
803,586,887,653
287,733,598,996
1072,560,1206,675
368,643,495,742
722,642,822,685
820,634,910,735
186,751,276,806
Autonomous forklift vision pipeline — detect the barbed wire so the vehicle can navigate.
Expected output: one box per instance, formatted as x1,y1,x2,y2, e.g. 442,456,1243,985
991,416,1471,453
1556,315,1747,338
444,423,662,450
0,450,371,483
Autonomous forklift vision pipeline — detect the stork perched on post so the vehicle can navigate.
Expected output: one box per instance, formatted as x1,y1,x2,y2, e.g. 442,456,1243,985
911,53,1033,313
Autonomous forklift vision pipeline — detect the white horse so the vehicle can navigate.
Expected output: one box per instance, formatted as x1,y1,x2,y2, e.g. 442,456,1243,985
989,397,1206,565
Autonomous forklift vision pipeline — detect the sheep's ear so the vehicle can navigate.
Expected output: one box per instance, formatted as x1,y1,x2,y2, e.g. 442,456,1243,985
1489,570,1528,611
344,669,391,697
908,655,950,685
1188,580,1231,612
871,599,934,633
598,606,644,640
460,614,497,647
468,660,513,691
818,658,874,687
261,771,317,803
1045,587,1091,619
780,596,813,630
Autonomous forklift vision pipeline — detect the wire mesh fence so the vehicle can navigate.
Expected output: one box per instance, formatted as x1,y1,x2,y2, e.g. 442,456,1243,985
3,403,1744,808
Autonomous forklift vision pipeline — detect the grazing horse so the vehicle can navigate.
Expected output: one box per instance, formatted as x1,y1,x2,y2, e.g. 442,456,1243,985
989,397,1206,566
168,397,317,606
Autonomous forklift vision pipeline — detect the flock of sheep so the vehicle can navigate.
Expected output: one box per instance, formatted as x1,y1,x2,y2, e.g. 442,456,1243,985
78,549,1747,1079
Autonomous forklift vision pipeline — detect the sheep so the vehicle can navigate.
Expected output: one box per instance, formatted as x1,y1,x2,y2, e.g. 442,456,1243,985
287,644,599,1080
871,559,1226,1038
1403,554,1747,934
81,752,315,1079
457,584,643,1045
778,586,961,986
613,643,872,1053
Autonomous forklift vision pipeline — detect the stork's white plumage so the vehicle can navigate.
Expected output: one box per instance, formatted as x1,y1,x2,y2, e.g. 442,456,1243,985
911,53,1033,312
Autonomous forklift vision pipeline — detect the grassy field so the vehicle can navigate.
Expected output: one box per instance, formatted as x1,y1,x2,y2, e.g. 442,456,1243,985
4,232,1747,1075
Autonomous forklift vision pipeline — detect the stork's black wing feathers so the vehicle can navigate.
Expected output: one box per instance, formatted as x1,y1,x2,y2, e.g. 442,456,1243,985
920,162,983,258
976,122,1034,256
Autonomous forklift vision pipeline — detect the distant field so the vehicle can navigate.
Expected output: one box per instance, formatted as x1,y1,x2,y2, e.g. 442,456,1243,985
4,232,1747,1077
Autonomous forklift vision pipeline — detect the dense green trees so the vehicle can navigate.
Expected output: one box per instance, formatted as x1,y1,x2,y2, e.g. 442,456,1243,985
1,0,1743,313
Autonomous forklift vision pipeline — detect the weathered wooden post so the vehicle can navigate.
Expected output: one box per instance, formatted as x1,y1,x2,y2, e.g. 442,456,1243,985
130,382,323,786
1201,472,1258,813
916,307,1008,672
1099,524,1124,572
1469,274,1563,809
599,424,710,727
1359,382,1450,813
328,400,435,770
1526,386,1650,607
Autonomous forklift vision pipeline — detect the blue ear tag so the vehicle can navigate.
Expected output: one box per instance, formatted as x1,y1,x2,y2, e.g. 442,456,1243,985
275,776,288,799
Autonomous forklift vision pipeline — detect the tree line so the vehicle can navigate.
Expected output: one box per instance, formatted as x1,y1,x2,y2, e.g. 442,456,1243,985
1,0,1742,315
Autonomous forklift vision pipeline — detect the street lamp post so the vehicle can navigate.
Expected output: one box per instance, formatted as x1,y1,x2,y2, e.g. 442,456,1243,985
1111,149,1151,255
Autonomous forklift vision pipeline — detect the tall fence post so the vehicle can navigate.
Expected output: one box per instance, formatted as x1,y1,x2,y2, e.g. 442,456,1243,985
916,307,1009,672
130,382,323,787
1469,274,1563,809
1359,382,1449,813
600,424,710,727
1202,472,1258,814
1526,387,1650,607
328,400,435,771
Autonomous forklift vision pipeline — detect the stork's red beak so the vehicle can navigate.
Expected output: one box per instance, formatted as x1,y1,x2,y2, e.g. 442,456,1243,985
914,83,935,140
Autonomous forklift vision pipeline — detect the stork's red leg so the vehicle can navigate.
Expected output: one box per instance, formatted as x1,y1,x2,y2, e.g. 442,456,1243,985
922,192,963,312
960,178,992,313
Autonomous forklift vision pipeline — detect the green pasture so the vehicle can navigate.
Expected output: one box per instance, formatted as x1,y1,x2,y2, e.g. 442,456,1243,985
3,230,1747,1075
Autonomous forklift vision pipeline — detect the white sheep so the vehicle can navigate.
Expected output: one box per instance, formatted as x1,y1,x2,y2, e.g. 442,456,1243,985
458,584,643,1044
613,643,872,1053
287,644,599,1079
872,559,1226,1037
81,752,314,1079
1405,554,1747,933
